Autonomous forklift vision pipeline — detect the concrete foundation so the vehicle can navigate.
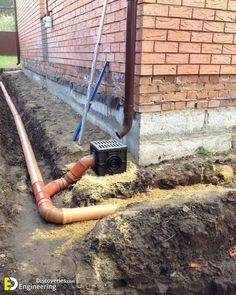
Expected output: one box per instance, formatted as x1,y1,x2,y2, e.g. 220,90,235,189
23,67,236,166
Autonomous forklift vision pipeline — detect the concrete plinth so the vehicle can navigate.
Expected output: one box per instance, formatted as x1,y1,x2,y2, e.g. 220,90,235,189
23,67,236,166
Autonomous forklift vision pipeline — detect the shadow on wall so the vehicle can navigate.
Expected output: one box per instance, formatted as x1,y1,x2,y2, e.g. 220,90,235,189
41,21,48,62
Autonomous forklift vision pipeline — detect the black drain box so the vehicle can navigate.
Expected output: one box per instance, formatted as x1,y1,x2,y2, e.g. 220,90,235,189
90,139,127,176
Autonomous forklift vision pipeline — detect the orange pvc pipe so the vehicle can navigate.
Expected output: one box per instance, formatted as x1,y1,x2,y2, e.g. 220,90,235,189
0,81,118,224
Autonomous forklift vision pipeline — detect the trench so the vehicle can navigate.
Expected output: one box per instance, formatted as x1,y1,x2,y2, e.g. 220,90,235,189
0,87,77,294
0,72,235,294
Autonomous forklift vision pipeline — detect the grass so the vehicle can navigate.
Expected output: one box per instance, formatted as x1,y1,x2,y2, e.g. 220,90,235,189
196,146,212,157
0,14,15,31
0,55,19,69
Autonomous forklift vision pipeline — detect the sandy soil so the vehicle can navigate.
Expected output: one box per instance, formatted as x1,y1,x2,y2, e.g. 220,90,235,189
0,71,235,294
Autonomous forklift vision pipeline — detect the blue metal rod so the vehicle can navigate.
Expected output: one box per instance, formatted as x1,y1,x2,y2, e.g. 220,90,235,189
73,61,109,141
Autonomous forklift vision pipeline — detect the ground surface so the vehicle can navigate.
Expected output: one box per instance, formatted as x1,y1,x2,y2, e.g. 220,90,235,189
0,71,235,294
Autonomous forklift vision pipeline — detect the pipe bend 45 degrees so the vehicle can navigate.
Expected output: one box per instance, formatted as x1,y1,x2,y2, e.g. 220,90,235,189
0,81,118,224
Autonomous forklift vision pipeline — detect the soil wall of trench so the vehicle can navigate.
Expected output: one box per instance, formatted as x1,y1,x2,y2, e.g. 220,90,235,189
0,71,235,294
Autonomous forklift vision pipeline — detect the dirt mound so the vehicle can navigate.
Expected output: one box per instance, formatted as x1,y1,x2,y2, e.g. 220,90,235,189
71,157,236,207
74,191,236,295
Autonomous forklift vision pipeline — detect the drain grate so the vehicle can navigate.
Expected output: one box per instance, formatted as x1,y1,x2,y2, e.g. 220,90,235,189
91,139,125,150
90,139,127,176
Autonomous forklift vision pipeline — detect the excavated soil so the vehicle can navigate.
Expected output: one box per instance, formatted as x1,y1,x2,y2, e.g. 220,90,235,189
75,191,236,295
0,71,235,294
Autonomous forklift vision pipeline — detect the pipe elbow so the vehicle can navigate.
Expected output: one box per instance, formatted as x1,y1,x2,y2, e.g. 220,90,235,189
38,201,118,224
77,154,95,170
116,123,132,139
65,154,95,184
44,178,68,197
38,200,64,224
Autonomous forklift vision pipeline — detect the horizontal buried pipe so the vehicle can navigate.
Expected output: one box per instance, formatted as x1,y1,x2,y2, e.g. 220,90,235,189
0,81,118,224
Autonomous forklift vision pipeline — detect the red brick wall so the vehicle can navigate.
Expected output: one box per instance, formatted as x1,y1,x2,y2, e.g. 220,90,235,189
17,0,236,113
17,0,130,98
137,0,236,112
17,0,43,61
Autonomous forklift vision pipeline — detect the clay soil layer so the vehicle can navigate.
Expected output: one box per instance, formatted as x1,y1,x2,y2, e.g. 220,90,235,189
0,71,235,294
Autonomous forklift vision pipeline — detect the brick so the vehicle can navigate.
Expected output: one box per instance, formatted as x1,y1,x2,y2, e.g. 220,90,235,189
161,102,175,111
212,54,231,64
182,83,204,91
176,75,199,84
166,54,189,64
191,32,213,43
223,44,236,54
225,23,236,33
136,93,163,104
168,30,191,42
218,90,229,97
192,8,215,20
142,0,156,3
213,33,233,44
136,64,153,75
222,98,236,107
205,83,224,90
219,75,230,83
169,6,192,18
181,19,203,31
179,42,201,53
221,65,236,74
136,104,162,113
208,100,220,108
155,41,178,53
143,4,169,16
140,53,166,64
228,0,236,11
186,101,197,108
142,29,167,41
159,84,178,92
208,91,219,98
177,65,199,75
138,77,152,85
154,65,177,75
156,17,180,30
202,44,222,54
196,101,209,108
203,21,224,33
231,55,236,64
200,65,220,74
140,41,154,52
142,16,155,28
206,0,227,10
187,91,208,100
175,101,186,110
190,54,211,64
139,84,159,94
115,53,125,63
163,93,177,100
228,90,236,97
182,0,205,7
215,11,236,22
156,0,181,4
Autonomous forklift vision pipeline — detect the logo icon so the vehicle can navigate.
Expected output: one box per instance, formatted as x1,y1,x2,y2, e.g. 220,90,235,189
3,277,18,291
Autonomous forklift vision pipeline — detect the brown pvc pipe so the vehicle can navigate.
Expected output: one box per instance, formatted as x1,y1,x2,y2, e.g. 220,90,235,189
116,0,138,139
14,0,21,65
0,81,118,224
